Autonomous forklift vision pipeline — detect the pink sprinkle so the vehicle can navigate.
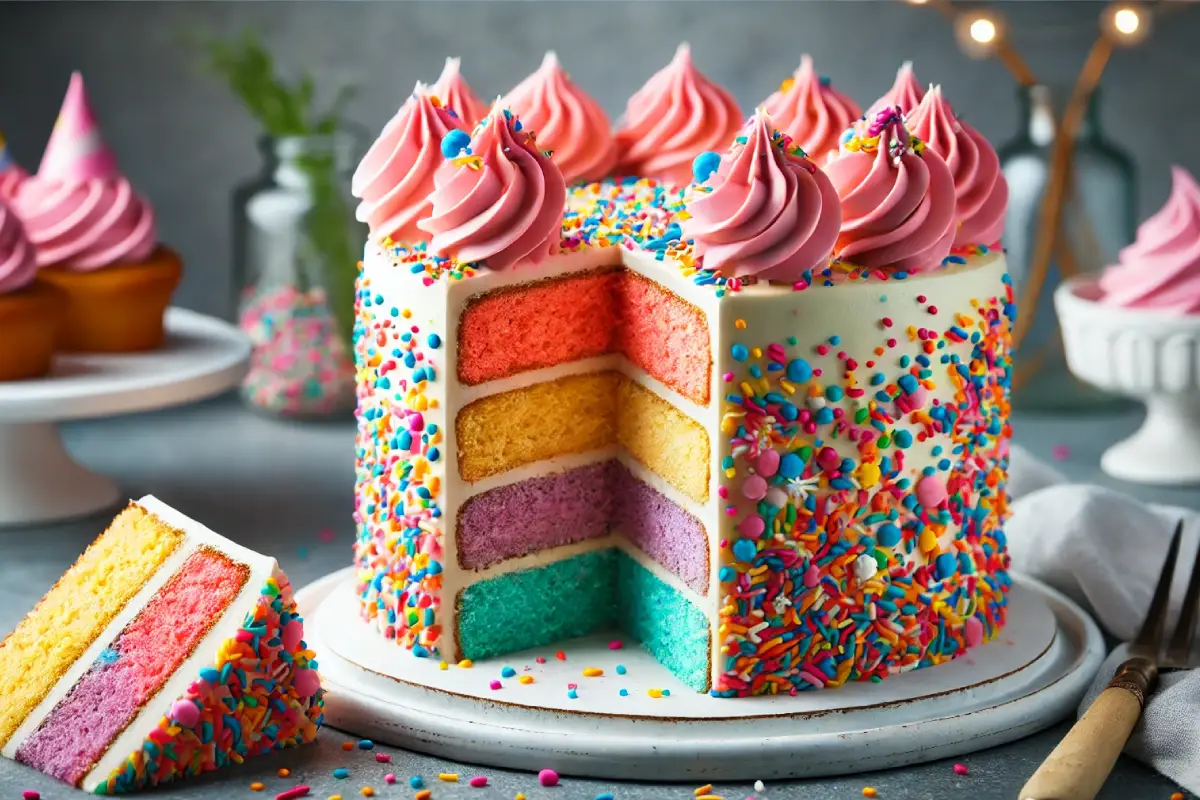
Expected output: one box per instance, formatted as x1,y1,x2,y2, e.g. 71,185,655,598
1051,444,1070,461
539,768,560,787
318,528,335,543
928,305,938,314
375,753,391,763
489,680,502,690
568,682,578,690
384,774,396,784
23,792,40,800
469,776,488,787
953,763,969,775
723,371,735,382
608,640,623,650
536,656,546,664
276,787,311,800
881,317,893,328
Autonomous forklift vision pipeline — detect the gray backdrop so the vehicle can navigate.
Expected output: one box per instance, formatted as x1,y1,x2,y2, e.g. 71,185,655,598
0,1,1196,318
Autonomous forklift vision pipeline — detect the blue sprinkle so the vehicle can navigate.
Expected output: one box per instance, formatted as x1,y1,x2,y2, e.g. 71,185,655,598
357,738,374,750
786,358,813,384
427,333,442,349
568,688,579,699
440,129,471,158
935,552,958,580
692,150,722,183
731,344,749,362
619,688,629,697
410,777,424,789
898,374,919,395
779,452,804,478
501,666,516,678
732,538,758,562
333,768,349,779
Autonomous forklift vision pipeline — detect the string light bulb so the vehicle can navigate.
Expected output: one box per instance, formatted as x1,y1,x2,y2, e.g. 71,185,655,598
955,10,1007,58
1102,3,1151,45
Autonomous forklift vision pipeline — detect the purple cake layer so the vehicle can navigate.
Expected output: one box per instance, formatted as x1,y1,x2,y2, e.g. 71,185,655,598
457,462,612,569
456,461,708,594
610,463,709,595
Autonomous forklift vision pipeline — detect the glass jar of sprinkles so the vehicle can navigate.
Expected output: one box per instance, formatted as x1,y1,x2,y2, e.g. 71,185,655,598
234,131,365,418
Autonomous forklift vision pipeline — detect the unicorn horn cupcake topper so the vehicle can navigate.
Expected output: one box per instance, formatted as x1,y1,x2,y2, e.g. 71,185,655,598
38,72,119,183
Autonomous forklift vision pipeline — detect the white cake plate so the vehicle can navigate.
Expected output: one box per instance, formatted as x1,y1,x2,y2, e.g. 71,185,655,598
297,569,1105,782
0,308,249,528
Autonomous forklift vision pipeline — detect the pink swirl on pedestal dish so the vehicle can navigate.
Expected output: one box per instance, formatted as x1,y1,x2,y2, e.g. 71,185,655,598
502,51,618,184
430,57,488,128
352,84,468,243
15,72,156,271
1099,165,1200,314
824,107,956,273
760,55,862,164
615,43,743,188
905,86,1007,247
868,61,925,116
683,110,841,283
0,198,37,294
418,107,567,271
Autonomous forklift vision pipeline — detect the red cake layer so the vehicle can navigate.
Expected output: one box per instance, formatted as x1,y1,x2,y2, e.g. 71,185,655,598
457,269,711,404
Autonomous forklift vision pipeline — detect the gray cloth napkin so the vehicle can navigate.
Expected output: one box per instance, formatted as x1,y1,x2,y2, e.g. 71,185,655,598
1007,445,1200,793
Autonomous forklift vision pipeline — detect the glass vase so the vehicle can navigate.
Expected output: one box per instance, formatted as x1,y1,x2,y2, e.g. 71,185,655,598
233,131,366,419
999,85,1137,414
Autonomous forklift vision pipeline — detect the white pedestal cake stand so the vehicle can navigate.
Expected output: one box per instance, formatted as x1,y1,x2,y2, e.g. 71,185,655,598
297,569,1105,782
0,308,250,528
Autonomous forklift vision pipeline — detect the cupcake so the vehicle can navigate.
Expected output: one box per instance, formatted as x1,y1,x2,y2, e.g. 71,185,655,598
0,197,63,381
0,131,29,202
16,72,180,353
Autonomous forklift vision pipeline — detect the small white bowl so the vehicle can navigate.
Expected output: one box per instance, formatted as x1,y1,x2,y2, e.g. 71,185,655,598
1055,275,1200,485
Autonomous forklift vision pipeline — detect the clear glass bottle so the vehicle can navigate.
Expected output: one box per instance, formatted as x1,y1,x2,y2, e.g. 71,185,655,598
999,85,1137,413
233,131,366,418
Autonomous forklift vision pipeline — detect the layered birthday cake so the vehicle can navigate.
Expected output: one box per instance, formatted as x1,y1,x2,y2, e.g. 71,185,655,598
0,498,323,792
353,51,1014,696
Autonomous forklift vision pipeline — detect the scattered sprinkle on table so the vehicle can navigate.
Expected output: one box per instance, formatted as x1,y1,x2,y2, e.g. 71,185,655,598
319,528,335,542
536,656,546,664
341,742,355,751
615,664,627,675
695,785,714,796
608,640,623,650
328,795,341,800
862,788,878,798
619,688,629,696
360,788,375,797
1051,444,1071,461
357,739,374,750
251,783,266,792
695,795,723,800
516,794,527,800
22,792,39,800
583,667,604,677
501,665,517,678
439,661,449,670
384,774,396,784
375,753,391,763
278,768,292,778
539,768,560,786
470,776,489,787
595,794,615,800
953,763,968,775
333,768,349,779
275,787,310,800
519,674,535,684
555,650,567,661
1171,794,1184,800
754,780,765,792
458,659,473,668
568,687,579,699
415,791,432,800
490,679,503,690
439,772,459,782
410,776,424,789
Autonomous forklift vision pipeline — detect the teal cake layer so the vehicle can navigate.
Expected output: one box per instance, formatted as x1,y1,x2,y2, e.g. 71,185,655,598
455,549,711,690
616,554,711,692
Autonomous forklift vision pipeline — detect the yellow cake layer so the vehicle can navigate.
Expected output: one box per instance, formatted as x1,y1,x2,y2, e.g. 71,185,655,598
0,504,185,748
456,372,710,503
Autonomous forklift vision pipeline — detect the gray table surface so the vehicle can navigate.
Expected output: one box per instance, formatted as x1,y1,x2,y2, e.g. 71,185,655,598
1,396,1195,800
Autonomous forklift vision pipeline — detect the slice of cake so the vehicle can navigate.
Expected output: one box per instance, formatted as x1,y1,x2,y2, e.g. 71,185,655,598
0,497,323,793
352,53,1013,698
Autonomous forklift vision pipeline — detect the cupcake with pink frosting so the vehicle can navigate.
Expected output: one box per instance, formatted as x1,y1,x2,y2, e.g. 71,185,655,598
759,55,862,164
683,109,841,285
868,62,926,117
502,51,618,184
352,83,468,244
1098,165,1200,314
15,72,180,352
430,57,488,128
0,196,64,380
824,106,957,273
615,43,743,188
905,86,1008,248
0,132,29,203
418,104,566,271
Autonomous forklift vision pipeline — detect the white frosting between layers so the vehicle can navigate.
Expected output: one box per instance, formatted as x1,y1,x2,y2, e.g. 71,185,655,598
1,496,278,792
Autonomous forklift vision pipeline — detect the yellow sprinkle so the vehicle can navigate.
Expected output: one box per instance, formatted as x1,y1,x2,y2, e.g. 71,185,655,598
278,768,291,778
696,796,725,800
518,674,534,685
863,788,878,798
694,785,714,796
457,659,473,669
439,772,460,782
648,688,664,698
250,783,265,792
734,318,747,329
438,660,448,670
361,788,375,797
516,795,528,800
401,309,412,318
582,667,604,677
416,792,432,800
329,796,342,800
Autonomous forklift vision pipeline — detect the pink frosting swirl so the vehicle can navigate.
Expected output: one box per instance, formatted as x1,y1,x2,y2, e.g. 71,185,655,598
868,61,926,116
430,57,487,127
417,107,567,271
0,197,38,294
760,55,862,164
352,84,468,243
615,43,742,188
905,86,1007,246
683,111,841,283
1099,165,1200,314
824,108,956,273
501,51,618,184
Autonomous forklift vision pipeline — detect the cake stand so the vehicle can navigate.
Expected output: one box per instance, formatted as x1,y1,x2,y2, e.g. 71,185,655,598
297,569,1105,782
0,308,250,528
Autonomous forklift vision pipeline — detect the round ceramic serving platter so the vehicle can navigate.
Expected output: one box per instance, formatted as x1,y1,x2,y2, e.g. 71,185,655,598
297,569,1105,782
0,308,250,527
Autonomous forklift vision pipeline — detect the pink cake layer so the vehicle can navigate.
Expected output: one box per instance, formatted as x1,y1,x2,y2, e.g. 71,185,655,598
456,461,708,594
456,270,711,405
17,548,249,785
